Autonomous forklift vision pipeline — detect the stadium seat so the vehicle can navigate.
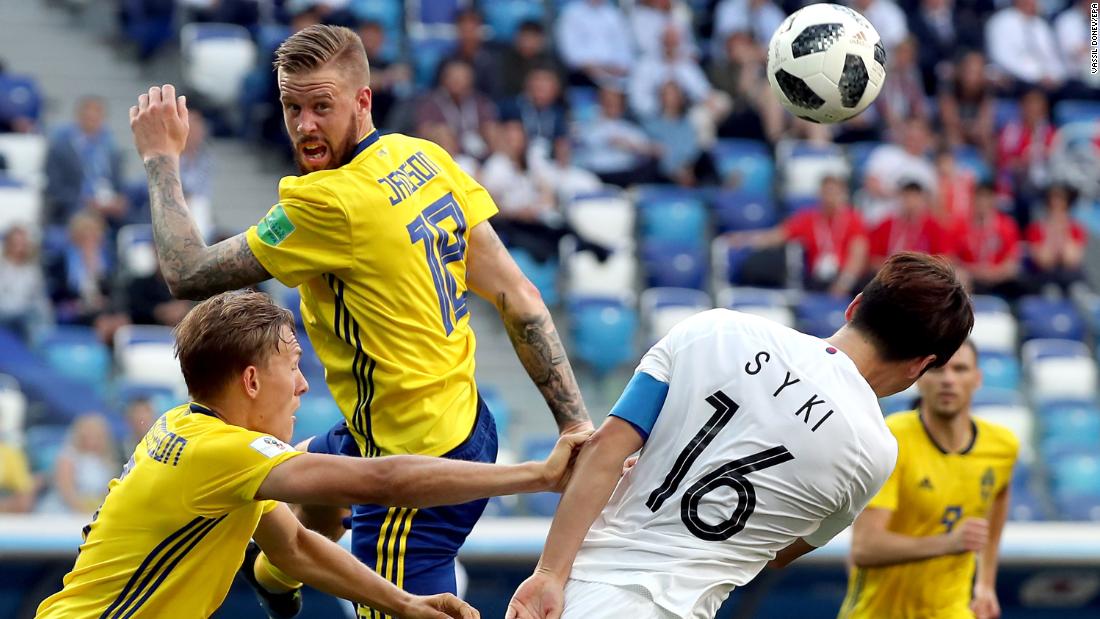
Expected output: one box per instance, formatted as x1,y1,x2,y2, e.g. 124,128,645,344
1022,339,1098,401
978,351,1021,391
1008,486,1046,521
970,295,1017,354
716,286,794,327
712,139,774,195
510,248,560,307
564,249,636,299
566,190,634,249
351,0,403,31
845,141,882,184
117,224,157,279
1039,400,1100,456
1017,296,1087,342
0,182,43,233
181,23,258,109
568,296,638,375
972,393,1034,463
713,190,778,234
0,133,47,188
410,35,456,88
23,424,68,475
640,241,707,290
291,394,344,446
879,393,918,415
114,325,185,394
479,385,512,445
414,0,459,25
483,0,545,41
566,86,599,123
639,287,711,344
1051,452,1100,499
1053,100,1100,127
636,185,709,248
777,140,849,200
0,374,26,443
37,326,111,394
112,380,177,415
521,436,561,516
1056,495,1100,521
794,293,850,339
0,74,43,124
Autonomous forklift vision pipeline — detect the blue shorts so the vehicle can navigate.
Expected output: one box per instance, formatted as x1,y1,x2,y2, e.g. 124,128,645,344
307,397,498,617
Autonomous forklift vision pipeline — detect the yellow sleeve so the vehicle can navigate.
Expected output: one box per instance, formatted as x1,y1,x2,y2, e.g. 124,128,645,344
190,427,302,515
423,141,498,228
245,182,352,287
865,460,900,511
0,446,33,494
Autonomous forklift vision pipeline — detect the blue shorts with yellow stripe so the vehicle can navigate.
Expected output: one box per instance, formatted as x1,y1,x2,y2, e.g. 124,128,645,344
307,397,498,617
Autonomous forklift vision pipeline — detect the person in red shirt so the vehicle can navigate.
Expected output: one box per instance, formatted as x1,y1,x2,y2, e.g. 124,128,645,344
869,181,956,269
956,182,1025,298
997,88,1055,228
727,175,869,296
1026,183,1089,295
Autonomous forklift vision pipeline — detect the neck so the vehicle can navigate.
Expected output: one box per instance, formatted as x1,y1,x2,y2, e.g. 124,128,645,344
825,326,898,398
200,393,251,430
919,406,973,452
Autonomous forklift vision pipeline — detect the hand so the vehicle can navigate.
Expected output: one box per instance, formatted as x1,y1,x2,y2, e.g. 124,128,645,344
542,431,594,492
946,517,988,554
130,84,190,162
506,571,565,619
401,592,480,619
560,421,594,436
971,584,1001,619
621,455,639,477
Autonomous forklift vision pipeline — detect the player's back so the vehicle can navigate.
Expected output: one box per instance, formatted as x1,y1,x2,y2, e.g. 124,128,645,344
36,404,300,619
571,310,896,618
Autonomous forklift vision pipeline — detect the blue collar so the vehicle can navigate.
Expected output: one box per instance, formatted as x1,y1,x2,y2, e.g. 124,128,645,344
189,402,219,418
347,130,380,162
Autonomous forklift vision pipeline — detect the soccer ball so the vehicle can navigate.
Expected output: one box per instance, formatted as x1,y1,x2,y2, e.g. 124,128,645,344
766,3,886,124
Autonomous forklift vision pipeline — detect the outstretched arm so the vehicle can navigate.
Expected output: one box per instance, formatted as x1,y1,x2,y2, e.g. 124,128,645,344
466,221,592,433
131,84,270,299
850,507,988,568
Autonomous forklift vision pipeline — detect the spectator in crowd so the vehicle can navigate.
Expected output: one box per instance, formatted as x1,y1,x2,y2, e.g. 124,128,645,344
252,6,322,147
951,0,998,50
0,226,52,343
956,182,1024,297
556,0,634,89
44,96,128,228
630,0,698,60
707,30,785,143
38,412,118,514
357,19,412,129
712,0,785,52
179,0,260,26
997,88,1054,227
861,117,938,223
179,109,214,241
47,211,129,340
0,433,35,513
529,138,604,204
938,50,997,160
1054,0,1100,97
0,59,35,133
498,20,562,100
120,397,157,457
907,0,962,93
851,0,909,51
868,181,955,267
729,176,869,296
500,66,569,158
1026,183,1089,294
876,36,929,136
418,122,480,175
454,9,501,99
415,58,498,161
643,82,717,187
125,264,193,327
934,146,977,225
573,87,661,187
985,0,1067,93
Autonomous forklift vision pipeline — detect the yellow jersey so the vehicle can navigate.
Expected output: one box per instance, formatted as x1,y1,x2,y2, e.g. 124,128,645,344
246,131,498,458
838,410,1019,619
0,441,33,496
36,403,301,619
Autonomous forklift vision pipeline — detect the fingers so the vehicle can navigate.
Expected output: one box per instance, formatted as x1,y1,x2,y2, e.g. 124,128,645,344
138,93,149,110
129,105,138,123
177,94,188,118
558,430,594,450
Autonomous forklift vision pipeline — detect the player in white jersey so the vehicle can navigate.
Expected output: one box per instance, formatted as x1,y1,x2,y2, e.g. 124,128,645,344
507,252,975,619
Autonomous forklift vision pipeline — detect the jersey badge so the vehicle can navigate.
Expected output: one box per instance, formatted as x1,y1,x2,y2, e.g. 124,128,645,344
256,204,296,246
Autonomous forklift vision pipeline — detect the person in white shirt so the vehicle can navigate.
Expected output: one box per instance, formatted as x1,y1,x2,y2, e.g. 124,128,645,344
985,0,1067,91
712,0,786,53
1054,0,1100,92
860,118,938,224
506,252,975,619
556,0,635,90
573,88,661,187
630,0,699,61
851,0,909,51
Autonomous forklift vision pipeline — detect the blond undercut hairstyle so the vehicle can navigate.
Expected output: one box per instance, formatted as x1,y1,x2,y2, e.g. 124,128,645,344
273,24,370,88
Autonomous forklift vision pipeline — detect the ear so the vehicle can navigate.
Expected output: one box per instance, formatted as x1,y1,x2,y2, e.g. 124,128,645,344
357,86,373,117
844,293,862,322
242,366,261,399
908,354,937,380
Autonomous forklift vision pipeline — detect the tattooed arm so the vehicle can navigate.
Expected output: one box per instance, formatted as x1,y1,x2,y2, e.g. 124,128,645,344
466,222,592,434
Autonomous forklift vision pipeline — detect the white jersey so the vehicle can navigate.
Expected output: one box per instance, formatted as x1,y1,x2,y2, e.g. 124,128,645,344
569,310,897,618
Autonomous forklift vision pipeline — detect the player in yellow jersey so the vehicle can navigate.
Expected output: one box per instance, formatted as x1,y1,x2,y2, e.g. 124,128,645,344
838,340,1019,619
129,23,594,619
36,291,588,619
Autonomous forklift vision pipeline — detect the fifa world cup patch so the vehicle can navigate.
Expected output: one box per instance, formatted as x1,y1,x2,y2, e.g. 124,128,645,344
250,435,294,458
256,204,296,246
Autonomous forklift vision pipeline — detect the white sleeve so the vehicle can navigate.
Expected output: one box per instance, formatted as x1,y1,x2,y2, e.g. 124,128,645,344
556,7,587,68
806,439,898,547
803,499,859,548
985,14,1019,78
678,63,713,103
636,330,674,383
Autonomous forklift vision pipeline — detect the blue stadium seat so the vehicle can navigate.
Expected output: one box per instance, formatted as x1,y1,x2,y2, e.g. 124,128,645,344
521,436,561,516
113,381,178,415
1017,296,1087,342
953,145,993,183
1039,400,1100,456
845,141,882,184
1056,495,1100,521
636,185,709,247
479,385,512,445
971,387,1026,409
350,0,403,31
411,35,456,88
568,296,638,375
1008,486,1047,521
483,0,545,41
978,351,1021,391
0,74,42,124
641,241,707,290
712,139,774,195
291,394,343,445
713,190,778,234
416,0,459,24
879,393,917,414
510,248,560,307
24,424,68,475
566,86,599,123
254,23,291,57
794,293,850,338
37,326,111,394
1051,452,1100,499
972,294,1011,315
1053,100,1100,126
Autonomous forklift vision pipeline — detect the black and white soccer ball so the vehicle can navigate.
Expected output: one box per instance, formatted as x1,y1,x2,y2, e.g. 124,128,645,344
766,3,886,124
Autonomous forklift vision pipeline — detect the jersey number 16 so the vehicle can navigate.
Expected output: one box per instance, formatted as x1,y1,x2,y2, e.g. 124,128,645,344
647,390,795,541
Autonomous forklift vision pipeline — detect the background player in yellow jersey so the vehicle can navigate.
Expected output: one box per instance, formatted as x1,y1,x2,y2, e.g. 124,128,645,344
129,24,594,618
36,291,588,619
839,340,1019,619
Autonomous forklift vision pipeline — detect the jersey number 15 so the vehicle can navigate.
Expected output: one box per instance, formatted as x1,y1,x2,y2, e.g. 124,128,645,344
647,390,795,541
407,193,469,335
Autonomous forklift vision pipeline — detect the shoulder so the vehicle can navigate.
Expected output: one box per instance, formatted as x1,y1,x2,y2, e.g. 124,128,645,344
974,416,1021,455
884,410,921,438
277,172,346,208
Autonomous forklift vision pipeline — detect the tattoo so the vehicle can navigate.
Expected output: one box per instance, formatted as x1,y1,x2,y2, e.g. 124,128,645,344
499,292,591,432
145,156,270,300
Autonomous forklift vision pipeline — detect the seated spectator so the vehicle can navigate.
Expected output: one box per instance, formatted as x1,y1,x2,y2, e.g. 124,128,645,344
908,0,962,93
1026,183,1089,295
180,110,214,241
1054,0,1100,98
454,9,502,100
500,66,569,158
126,264,193,327
707,30,785,143
0,433,34,513
120,397,157,458
630,0,699,60
47,211,129,340
985,0,1067,94
729,176,869,296
38,412,119,514
556,0,634,89
415,59,498,161
852,0,909,51
497,20,563,100
0,59,35,133
876,36,929,136
643,82,718,187
938,50,997,160
418,123,480,175
868,182,956,268
861,118,938,224
529,138,604,204
0,226,52,343
357,19,412,129
713,0,785,52
997,88,1054,227
573,88,661,187
45,96,129,229
934,147,977,225
955,183,1025,297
